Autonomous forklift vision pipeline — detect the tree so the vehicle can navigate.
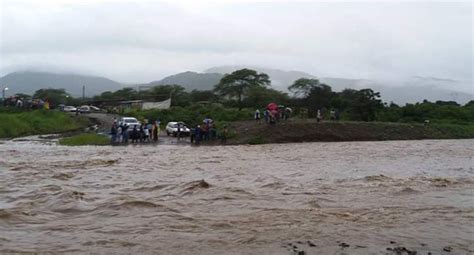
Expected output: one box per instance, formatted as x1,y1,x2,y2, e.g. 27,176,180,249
189,90,216,103
435,100,460,107
214,69,270,110
243,86,290,108
350,89,383,121
94,91,115,101
288,78,320,97
33,88,71,107
14,93,31,100
111,88,138,100
464,100,474,108
149,85,189,107
288,78,333,117
306,83,333,116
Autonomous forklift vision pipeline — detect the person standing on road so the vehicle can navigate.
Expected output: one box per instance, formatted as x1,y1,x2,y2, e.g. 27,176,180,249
156,119,161,130
254,109,261,122
264,109,269,123
110,123,118,144
190,126,196,144
122,124,129,143
131,126,139,143
144,125,150,142
152,122,158,142
139,125,145,143
316,109,322,123
116,124,122,143
330,109,336,120
194,125,201,145
177,123,182,141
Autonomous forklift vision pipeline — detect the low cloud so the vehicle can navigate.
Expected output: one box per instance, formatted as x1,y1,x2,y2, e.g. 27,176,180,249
1,0,472,91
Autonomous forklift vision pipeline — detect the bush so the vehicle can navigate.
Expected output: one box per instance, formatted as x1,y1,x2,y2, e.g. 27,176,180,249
0,109,87,138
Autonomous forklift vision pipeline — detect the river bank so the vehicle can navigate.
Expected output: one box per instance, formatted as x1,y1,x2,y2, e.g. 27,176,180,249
224,120,474,145
2,110,473,145
0,110,90,139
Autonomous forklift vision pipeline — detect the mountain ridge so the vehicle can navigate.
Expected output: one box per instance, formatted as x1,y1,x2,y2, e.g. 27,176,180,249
1,69,472,104
142,71,223,91
0,71,123,97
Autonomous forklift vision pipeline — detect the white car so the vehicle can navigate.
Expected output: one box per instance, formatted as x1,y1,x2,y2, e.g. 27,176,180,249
166,122,190,136
63,106,77,112
89,105,101,112
78,105,91,113
118,117,141,128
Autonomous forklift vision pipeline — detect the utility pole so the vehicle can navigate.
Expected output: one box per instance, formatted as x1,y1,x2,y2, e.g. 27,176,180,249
2,87,9,103
82,85,85,101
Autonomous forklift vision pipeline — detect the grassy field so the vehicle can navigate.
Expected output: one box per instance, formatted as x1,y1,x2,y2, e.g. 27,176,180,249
0,109,89,138
59,133,110,146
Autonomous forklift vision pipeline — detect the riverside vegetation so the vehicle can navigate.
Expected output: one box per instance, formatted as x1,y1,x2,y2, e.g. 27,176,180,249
0,108,88,139
1,68,473,143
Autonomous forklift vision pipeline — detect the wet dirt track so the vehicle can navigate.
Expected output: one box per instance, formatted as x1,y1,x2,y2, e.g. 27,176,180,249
0,139,473,254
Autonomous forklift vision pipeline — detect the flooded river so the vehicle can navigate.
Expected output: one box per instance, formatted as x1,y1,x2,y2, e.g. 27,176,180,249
0,139,473,254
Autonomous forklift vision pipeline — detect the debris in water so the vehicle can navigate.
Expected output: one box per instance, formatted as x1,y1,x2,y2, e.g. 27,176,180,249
364,174,392,182
198,179,210,188
339,242,350,248
387,246,417,255
443,246,453,252
52,172,74,180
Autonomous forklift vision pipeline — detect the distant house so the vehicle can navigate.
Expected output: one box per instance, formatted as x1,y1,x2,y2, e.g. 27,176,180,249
119,98,171,111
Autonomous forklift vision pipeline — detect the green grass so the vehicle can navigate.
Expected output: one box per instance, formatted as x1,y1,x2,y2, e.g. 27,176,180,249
59,133,110,146
247,136,266,145
0,109,88,138
428,123,474,139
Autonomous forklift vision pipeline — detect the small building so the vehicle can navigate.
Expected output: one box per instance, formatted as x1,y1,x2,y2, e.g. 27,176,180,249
119,98,171,111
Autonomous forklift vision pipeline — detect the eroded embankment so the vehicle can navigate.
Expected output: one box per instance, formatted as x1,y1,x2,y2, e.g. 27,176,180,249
225,120,474,144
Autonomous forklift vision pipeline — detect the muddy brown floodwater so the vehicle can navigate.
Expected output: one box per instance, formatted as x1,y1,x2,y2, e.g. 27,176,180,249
0,138,473,254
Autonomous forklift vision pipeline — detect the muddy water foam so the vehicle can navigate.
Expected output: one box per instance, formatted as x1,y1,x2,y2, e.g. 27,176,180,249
0,139,472,254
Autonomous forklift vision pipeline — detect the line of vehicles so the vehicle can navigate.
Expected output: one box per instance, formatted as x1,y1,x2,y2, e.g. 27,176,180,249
60,105,102,113
117,117,191,137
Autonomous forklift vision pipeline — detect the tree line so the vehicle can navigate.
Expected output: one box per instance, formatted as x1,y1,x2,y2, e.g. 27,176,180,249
7,68,473,123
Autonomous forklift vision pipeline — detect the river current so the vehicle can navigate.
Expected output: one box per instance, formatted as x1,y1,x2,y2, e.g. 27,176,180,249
0,138,472,254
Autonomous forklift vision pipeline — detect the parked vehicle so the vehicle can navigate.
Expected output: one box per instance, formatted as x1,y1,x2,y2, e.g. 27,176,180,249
166,122,190,136
118,117,141,128
63,106,77,112
77,105,91,113
89,105,101,112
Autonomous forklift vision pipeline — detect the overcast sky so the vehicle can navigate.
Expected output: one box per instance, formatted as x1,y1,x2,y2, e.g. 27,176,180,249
0,0,472,90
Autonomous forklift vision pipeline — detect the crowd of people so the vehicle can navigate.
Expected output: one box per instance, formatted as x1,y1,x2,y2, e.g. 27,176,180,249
110,120,159,144
3,96,47,109
110,117,228,145
189,117,228,145
254,104,293,124
254,105,341,123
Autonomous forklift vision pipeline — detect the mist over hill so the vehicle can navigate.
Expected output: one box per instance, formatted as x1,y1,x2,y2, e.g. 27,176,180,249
0,72,123,97
205,66,473,105
1,68,471,105
205,66,318,91
143,71,224,91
